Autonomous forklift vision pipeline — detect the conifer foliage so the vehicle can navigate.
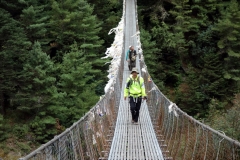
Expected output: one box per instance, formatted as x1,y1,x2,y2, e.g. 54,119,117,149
0,8,31,115
138,0,240,140
214,0,240,81
139,0,240,143
0,0,121,156
55,43,99,126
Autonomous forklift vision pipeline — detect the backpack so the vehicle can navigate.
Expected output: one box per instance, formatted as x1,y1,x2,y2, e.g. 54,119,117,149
126,76,141,89
131,55,136,61
129,50,136,61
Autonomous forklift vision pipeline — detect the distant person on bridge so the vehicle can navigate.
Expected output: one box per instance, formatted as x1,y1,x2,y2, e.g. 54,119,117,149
124,68,147,124
126,45,137,71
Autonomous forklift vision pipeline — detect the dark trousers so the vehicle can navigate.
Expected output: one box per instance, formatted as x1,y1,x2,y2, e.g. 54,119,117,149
128,60,136,71
129,96,142,122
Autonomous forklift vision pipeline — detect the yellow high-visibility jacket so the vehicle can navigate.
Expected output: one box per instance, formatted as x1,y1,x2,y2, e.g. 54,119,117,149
124,75,146,98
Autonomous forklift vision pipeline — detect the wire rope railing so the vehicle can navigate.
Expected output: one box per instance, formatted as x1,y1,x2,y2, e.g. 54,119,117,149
138,52,240,160
132,0,240,158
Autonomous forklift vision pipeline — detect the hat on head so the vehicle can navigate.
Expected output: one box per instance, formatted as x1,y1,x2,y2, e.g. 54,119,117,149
131,68,139,74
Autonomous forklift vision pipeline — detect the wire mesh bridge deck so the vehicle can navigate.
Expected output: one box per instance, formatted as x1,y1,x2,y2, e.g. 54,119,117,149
19,0,240,160
108,0,164,159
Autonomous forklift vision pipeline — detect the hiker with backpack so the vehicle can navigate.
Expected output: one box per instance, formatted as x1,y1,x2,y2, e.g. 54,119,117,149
125,46,137,71
124,68,147,124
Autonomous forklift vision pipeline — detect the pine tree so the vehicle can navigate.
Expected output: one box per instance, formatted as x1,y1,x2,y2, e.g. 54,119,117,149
13,41,62,143
84,0,123,95
49,0,103,52
54,42,99,126
14,42,57,114
167,0,222,67
19,0,50,44
213,0,240,82
0,0,25,18
49,0,105,94
198,53,226,99
175,63,211,117
151,22,183,87
140,28,163,88
0,8,31,115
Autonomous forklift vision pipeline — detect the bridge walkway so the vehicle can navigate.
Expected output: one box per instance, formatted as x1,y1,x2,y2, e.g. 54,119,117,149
108,0,164,159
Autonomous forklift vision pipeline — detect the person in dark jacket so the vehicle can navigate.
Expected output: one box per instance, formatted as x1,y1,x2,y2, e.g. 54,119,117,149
126,46,137,71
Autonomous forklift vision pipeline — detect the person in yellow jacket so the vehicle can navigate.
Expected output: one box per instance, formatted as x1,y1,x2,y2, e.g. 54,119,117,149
124,68,147,124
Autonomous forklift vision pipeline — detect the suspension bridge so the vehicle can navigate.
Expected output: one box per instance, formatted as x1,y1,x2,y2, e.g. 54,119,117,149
19,0,240,159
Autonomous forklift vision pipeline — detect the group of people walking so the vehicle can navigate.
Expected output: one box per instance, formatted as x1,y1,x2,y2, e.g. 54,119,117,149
124,45,147,124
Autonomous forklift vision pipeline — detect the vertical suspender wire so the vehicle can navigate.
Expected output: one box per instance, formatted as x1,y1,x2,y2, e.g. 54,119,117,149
70,130,77,160
154,92,160,122
173,114,184,159
191,125,200,159
232,141,238,160
58,137,61,159
182,119,190,160
85,120,93,159
165,101,172,144
203,127,209,160
216,131,225,160
154,92,161,133
163,100,169,139
170,113,179,156
76,123,84,159
166,111,174,151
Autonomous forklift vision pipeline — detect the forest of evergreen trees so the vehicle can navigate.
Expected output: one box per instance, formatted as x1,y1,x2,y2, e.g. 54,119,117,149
138,0,240,143
0,0,122,158
0,0,239,158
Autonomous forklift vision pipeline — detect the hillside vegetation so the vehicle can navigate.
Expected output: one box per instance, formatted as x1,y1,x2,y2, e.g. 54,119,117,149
138,0,240,142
